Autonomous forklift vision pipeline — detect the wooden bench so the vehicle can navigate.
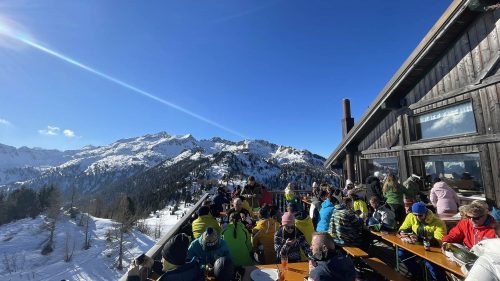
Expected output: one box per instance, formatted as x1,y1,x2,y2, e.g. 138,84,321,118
362,257,409,281
341,245,409,281
342,246,369,258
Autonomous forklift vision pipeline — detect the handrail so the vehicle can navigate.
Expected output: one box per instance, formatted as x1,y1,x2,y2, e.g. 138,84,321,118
119,192,210,281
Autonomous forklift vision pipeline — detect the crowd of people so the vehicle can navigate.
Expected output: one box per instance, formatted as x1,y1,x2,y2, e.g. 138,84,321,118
126,173,500,281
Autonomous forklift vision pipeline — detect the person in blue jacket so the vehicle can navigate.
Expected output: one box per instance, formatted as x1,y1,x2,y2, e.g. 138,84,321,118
316,188,339,232
187,227,232,269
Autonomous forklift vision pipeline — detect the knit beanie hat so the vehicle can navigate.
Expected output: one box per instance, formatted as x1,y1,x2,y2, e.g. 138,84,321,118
202,227,219,249
411,202,428,215
161,233,190,266
281,212,295,226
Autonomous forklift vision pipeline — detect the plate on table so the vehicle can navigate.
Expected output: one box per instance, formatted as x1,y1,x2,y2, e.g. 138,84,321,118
250,268,278,281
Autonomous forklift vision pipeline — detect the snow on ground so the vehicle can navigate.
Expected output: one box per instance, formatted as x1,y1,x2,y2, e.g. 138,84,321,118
139,202,192,242
0,202,194,281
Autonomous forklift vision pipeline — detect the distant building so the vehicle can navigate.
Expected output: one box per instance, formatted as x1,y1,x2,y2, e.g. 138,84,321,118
325,0,500,206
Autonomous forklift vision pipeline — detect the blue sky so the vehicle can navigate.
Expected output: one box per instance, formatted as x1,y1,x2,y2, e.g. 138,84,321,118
0,0,450,157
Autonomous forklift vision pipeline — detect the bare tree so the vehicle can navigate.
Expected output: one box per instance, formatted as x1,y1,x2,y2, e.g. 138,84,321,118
42,187,62,255
83,212,91,250
64,231,75,262
116,195,135,270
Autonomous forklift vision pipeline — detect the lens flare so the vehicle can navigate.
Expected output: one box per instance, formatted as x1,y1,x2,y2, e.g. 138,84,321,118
0,16,247,139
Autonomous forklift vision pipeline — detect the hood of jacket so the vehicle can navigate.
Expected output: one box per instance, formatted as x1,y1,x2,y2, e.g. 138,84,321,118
254,218,279,235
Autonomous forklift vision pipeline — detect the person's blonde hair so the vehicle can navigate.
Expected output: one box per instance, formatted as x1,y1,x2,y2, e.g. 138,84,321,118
468,202,487,217
382,175,399,193
459,204,470,219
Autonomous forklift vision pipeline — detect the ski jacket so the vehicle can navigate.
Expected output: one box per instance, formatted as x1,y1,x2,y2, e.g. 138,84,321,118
399,210,447,240
365,176,383,201
430,181,459,214
316,199,335,232
443,216,496,249
466,238,500,281
259,188,273,206
252,218,279,264
274,227,311,262
192,215,221,239
402,177,420,201
383,182,404,205
309,252,356,281
187,236,232,267
241,183,263,208
329,204,363,246
295,216,314,244
371,203,396,229
221,222,253,266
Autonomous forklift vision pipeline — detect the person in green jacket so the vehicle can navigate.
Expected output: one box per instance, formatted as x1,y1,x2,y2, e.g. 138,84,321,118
192,206,222,239
222,213,254,266
382,174,405,225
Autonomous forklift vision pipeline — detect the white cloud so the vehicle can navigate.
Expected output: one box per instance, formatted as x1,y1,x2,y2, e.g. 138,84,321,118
0,118,11,126
63,129,75,138
38,125,60,136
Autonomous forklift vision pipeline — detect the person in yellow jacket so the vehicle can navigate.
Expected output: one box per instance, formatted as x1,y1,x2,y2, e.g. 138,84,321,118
192,205,222,239
252,206,279,264
349,193,368,221
398,202,447,281
294,210,315,261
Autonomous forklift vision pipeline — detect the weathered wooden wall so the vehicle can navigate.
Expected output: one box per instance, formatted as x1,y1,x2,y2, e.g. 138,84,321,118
356,10,500,205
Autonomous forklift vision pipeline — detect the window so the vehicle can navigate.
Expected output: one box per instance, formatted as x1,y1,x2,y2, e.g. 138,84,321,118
363,157,399,180
415,102,476,140
422,153,483,194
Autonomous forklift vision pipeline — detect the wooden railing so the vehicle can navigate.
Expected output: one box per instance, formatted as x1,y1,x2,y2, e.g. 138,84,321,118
270,190,312,212
119,192,210,281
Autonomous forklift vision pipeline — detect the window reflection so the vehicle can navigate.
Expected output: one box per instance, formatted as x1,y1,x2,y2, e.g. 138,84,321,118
422,153,483,195
415,102,476,140
364,157,399,179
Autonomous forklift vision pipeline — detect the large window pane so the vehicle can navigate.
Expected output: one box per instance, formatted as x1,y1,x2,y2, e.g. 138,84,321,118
364,157,399,179
415,102,476,140
422,153,483,194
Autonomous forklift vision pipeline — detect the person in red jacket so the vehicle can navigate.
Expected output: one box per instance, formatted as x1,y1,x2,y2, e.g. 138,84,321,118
442,200,497,249
259,185,273,207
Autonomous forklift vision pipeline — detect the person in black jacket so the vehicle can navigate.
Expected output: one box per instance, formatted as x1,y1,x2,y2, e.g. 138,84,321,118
212,186,230,214
309,232,356,281
365,174,383,202
126,233,204,281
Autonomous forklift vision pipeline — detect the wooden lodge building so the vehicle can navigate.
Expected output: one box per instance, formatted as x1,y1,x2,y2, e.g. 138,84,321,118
325,0,500,206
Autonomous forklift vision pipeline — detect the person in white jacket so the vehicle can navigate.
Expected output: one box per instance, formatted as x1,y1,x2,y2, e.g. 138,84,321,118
465,238,500,281
368,196,396,231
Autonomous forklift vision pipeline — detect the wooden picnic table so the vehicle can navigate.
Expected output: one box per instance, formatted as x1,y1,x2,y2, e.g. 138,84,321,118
376,232,464,278
243,262,309,281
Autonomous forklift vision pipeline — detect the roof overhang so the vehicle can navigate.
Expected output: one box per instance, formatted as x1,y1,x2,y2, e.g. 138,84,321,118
325,0,477,168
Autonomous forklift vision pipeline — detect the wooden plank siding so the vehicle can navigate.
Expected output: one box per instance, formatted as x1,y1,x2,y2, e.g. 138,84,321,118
353,11,500,205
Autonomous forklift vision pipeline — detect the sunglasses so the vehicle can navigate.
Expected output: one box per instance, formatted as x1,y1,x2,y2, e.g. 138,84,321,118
284,225,294,230
414,213,425,217
467,214,485,221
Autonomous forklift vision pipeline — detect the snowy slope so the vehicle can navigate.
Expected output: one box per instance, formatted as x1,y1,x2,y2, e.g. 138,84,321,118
0,202,192,281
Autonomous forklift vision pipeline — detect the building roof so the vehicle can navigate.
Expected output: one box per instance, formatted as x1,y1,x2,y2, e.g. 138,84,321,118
325,0,478,168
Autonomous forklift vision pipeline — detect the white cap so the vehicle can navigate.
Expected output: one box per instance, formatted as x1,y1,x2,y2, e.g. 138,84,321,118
374,171,381,178
312,182,318,188
346,179,353,185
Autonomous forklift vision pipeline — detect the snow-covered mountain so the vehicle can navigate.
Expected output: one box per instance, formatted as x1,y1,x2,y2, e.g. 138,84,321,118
1,132,336,194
